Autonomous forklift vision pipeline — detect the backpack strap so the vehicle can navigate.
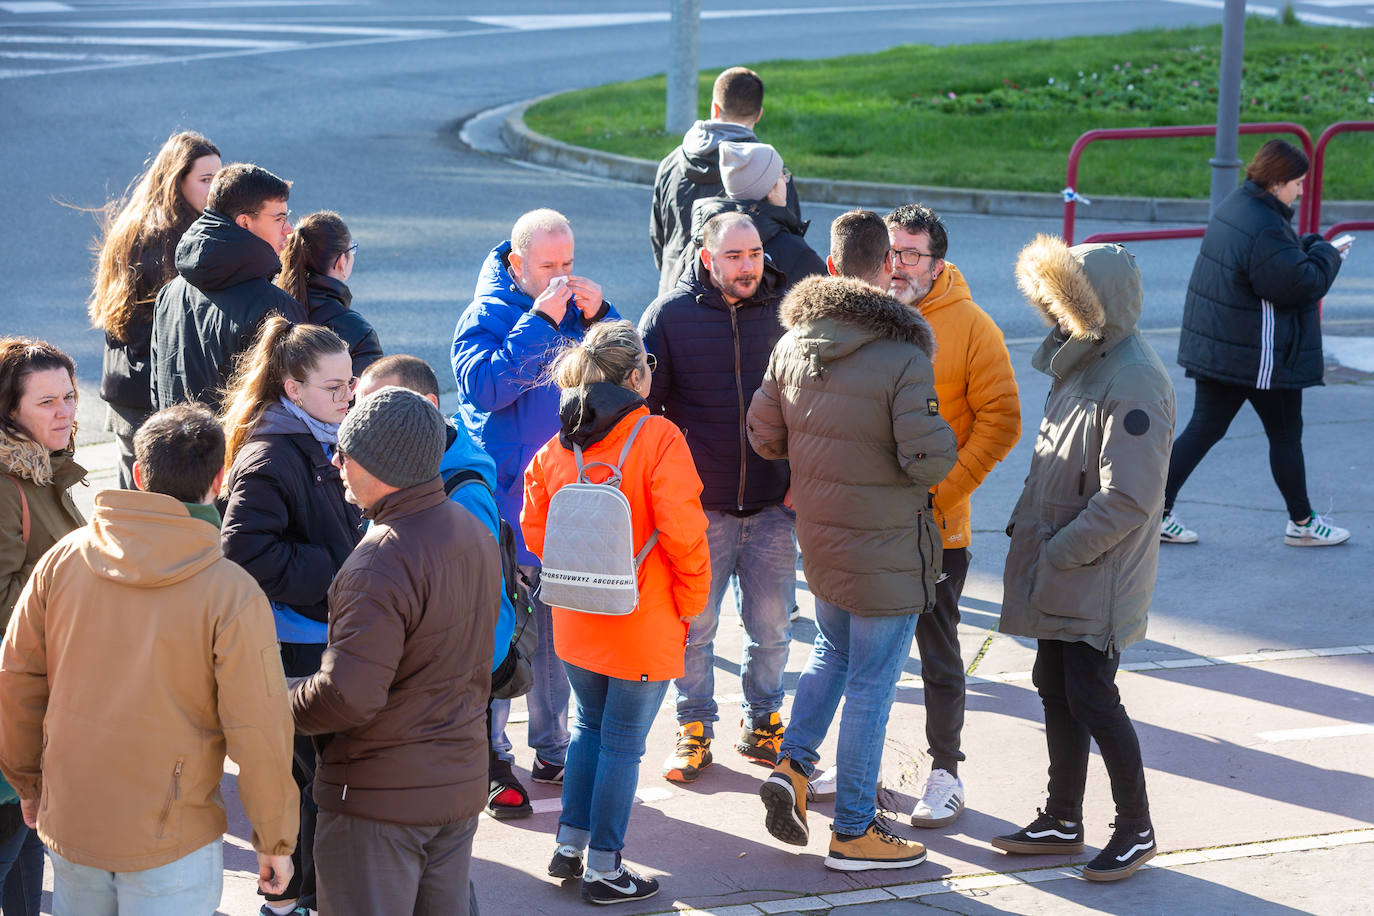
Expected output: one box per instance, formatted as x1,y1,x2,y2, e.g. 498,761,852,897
618,416,661,570
444,467,493,498
3,476,28,547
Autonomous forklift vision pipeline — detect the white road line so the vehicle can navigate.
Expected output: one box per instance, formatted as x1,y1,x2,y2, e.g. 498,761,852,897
0,33,300,49
529,786,672,816
1258,723,1374,743
59,19,446,37
1161,0,1369,26
0,49,153,60
0,2,73,12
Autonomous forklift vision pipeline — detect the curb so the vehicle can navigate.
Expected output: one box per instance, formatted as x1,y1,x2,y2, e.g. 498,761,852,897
500,97,1373,223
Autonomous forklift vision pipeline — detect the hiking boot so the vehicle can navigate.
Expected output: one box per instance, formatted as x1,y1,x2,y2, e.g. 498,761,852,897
736,711,784,766
760,758,809,846
991,809,1084,854
485,758,531,819
1284,514,1350,547
909,768,965,828
1082,822,1157,882
531,754,565,785
581,864,659,905
1159,513,1198,544
824,816,927,872
806,764,838,802
547,844,584,880
662,722,712,783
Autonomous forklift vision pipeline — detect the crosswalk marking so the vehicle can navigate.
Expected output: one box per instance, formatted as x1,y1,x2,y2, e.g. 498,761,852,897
60,18,446,37
0,32,300,48
1258,723,1374,743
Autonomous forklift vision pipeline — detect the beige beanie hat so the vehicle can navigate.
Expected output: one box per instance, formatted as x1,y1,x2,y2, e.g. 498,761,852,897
719,141,784,201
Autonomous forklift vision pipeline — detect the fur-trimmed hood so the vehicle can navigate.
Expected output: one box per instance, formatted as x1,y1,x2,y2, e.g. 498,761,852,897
1016,235,1142,341
0,424,80,487
780,275,936,374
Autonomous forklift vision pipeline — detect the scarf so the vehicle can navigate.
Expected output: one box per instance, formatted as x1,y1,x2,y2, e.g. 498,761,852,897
279,396,340,450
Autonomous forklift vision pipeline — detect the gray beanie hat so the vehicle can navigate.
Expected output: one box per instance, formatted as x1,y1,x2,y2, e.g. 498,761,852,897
337,386,446,489
719,141,784,201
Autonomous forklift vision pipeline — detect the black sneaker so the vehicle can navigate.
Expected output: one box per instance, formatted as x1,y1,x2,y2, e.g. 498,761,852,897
1082,822,1156,882
548,844,584,880
581,865,659,905
990,809,1085,855
531,754,565,785
485,758,532,819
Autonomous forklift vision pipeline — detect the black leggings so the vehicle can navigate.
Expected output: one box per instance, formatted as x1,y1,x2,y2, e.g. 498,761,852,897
1165,377,1311,523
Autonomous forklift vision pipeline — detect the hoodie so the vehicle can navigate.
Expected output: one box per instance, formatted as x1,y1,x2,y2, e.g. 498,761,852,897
305,274,384,377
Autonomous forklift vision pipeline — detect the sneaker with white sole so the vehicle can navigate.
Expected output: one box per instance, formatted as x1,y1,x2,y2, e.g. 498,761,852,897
806,765,838,802
1159,513,1198,544
547,844,584,880
581,864,659,904
760,758,809,846
824,816,927,871
1081,822,1156,882
1284,514,1350,547
909,768,964,828
990,809,1085,855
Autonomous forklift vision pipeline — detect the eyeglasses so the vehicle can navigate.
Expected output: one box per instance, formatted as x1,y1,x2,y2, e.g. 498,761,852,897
644,353,657,373
889,248,937,268
346,242,359,256
333,449,348,467
296,376,359,403
781,167,792,182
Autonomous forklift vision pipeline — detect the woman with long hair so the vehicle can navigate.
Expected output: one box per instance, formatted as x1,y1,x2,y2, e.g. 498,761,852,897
219,317,363,916
1165,139,1351,547
0,336,86,915
89,131,221,488
277,211,382,376
522,320,710,905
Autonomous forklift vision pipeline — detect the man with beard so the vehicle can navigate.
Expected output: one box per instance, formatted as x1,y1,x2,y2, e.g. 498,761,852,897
639,211,795,786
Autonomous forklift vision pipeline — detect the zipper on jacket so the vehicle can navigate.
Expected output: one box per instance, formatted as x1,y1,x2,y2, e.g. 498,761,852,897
1078,404,1094,496
730,303,747,511
155,758,184,839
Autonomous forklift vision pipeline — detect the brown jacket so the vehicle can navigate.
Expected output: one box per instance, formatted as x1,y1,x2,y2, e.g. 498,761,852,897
0,489,297,872
291,477,500,826
0,430,85,625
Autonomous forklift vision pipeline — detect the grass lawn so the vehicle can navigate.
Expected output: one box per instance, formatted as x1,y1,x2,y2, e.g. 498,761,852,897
527,18,1373,201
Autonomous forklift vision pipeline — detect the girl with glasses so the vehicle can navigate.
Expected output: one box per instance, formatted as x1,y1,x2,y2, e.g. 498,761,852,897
278,211,383,376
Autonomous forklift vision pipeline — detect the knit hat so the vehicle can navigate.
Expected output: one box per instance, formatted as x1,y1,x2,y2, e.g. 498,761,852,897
337,386,445,489
719,141,784,201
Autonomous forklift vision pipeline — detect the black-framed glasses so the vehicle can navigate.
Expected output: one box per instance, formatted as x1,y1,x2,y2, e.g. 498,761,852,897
644,353,657,373
333,449,348,467
346,242,359,256
296,376,359,403
889,247,936,267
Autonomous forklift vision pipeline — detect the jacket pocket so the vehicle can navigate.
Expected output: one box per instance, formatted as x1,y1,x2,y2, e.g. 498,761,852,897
154,757,185,840
1028,543,1108,622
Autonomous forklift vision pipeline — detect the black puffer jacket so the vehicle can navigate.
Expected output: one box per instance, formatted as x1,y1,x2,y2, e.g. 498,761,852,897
639,255,790,512
689,196,827,296
221,405,363,623
1178,180,1342,390
150,210,305,411
305,274,383,376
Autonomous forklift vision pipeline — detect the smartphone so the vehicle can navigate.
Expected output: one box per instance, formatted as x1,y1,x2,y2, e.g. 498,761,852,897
1331,234,1355,248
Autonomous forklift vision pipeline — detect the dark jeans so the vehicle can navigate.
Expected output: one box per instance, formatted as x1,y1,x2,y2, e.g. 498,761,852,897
315,812,479,916
915,547,969,775
0,804,43,916
270,642,325,908
1166,378,1311,522
1033,640,1150,829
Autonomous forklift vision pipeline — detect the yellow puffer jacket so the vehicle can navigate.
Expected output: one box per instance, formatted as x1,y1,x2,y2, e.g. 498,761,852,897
918,263,1022,549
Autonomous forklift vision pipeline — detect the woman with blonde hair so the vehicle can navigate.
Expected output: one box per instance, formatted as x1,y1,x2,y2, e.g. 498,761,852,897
522,320,710,905
89,131,221,487
0,336,86,915
277,211,382,375
219,317,362,916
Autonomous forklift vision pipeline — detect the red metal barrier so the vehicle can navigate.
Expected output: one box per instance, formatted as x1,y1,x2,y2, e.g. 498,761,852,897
1308,122,1374,236
1062,123,1314,245
1325,222,1374,241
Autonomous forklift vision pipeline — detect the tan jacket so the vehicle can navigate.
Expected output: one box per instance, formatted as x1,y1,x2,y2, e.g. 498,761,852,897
0,489,297,872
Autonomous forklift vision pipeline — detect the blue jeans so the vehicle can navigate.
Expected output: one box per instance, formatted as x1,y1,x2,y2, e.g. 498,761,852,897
51,839,222,916
674,506,795,736
558,663,671,874
0,811,43,916
780,599,919,836
490,564,570,765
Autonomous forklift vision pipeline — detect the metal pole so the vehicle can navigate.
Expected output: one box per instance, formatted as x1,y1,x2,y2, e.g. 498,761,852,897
665,0,701,134
1209,0,1247,219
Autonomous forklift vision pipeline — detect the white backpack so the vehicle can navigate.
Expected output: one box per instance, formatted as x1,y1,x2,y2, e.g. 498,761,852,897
536,415,660,615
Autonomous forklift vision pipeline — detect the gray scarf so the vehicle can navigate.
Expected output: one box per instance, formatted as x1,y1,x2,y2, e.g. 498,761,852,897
279,396,340,449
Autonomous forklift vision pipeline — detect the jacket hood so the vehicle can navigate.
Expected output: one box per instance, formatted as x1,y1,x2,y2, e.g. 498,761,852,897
473,240,532,309
690,195,808,247
80,490,224,588
1015,235,1142,341
250,402,311,438
439,419,497,490
681,120,758,182
915,262,976,318
175,209,285,293
557,382,645,450
306,273,353,324
0,426,82,488
780,276,937,374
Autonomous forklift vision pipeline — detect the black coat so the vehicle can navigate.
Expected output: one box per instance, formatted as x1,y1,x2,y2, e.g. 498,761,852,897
639,256,790,512
689,196,827,297
150,209,306,411
221,406,363,624
305,274,383,376
1178,181,1342,389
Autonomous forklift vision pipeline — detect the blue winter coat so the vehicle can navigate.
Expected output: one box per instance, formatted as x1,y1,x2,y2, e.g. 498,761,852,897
451,241,619,562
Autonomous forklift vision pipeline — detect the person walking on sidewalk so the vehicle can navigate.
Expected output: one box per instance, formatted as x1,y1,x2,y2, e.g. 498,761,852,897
292,387,500,916
0,403,297,914
884,204,1021,828
640,211,795,784
748,276,957,872
90,130,221,488
523,321,710,904
995,236,1173,883
451,208,620,815
1164,139,1350,547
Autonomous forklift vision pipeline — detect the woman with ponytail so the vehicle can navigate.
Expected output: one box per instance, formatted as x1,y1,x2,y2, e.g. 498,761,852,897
90,131,221,488
522,320,710,905
277,211,382,376
219,317,363,916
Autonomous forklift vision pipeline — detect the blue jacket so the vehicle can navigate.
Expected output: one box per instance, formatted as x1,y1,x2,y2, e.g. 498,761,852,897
439,421,514,673
451,240,619,562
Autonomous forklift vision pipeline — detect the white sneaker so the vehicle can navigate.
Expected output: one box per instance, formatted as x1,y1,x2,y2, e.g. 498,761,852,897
1284,514,1350,547
909,768,964,828
1160,513,1198,544
806,765,837,801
